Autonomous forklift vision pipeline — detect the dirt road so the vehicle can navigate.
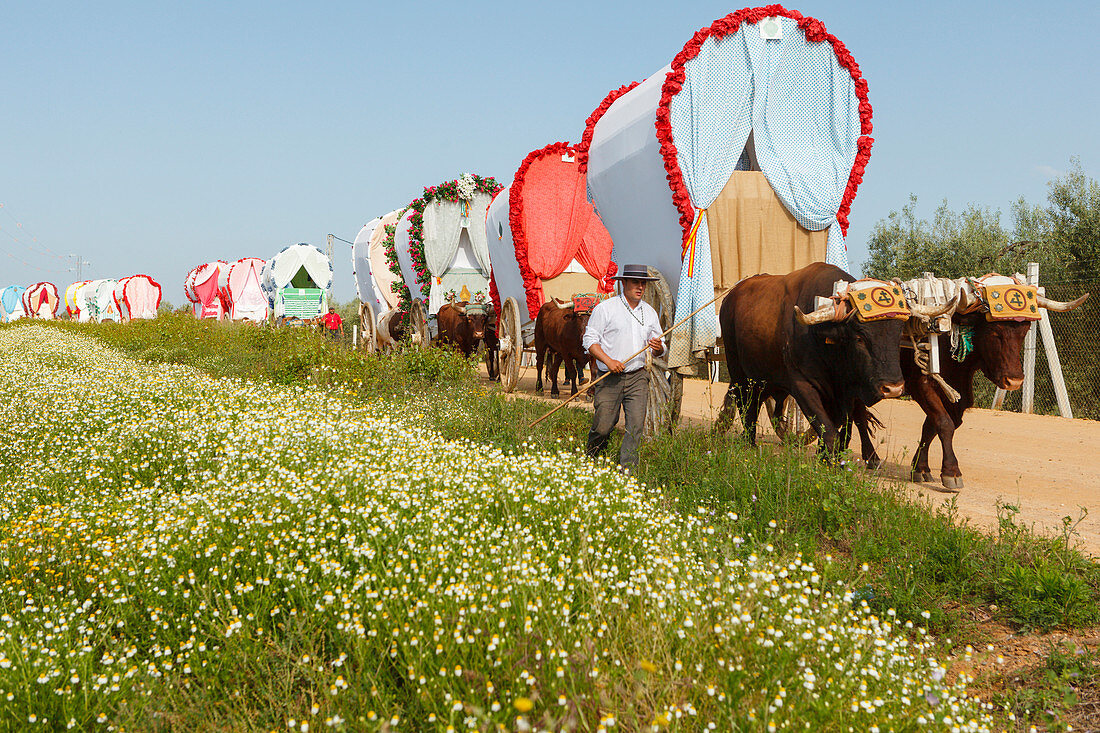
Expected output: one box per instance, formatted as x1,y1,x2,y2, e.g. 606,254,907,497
501,366,1100,556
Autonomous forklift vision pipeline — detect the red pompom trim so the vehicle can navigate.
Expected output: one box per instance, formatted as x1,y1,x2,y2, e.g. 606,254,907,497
577,81,639,174
655,5,873,245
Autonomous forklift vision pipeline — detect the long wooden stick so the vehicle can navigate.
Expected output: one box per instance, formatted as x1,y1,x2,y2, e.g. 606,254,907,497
527,287,732,429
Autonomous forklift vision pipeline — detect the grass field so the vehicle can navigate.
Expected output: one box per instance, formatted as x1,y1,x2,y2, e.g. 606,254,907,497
2,317,1098,730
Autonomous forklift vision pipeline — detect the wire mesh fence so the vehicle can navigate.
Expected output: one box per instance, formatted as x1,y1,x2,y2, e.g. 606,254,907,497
972,277,1100,420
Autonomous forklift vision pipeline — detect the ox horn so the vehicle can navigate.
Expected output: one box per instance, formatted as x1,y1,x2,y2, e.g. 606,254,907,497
909,293,959,319
794,302,840,325
455,303,466,315
555,299,574,309
1037,292,1089,312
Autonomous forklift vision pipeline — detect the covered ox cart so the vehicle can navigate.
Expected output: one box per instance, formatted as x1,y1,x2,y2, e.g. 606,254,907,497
351,209,428,351
0,286,27,323
584,6,873,430
185,262,227,320
23,282,59,320
218,259,267,322
486,142,619,393
394,174,502,338
261,244,332,324
114,274,162,321
66,281,94,322
85,279,122,322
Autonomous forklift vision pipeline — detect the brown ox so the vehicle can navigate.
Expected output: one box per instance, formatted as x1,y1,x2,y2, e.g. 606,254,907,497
533,299,595,398
436,301,499,380
899,284,1088,489
718,262,948,461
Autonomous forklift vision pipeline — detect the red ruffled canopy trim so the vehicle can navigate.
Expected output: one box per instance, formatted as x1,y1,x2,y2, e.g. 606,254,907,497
510,142,618,321
120,273,163,315
577,81,639,174
654,5,874,245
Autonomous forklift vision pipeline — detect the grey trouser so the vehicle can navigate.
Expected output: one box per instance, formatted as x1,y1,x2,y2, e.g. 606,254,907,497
586,369,649,470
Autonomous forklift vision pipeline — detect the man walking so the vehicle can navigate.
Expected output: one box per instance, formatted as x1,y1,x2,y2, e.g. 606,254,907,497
582,264,665,473
321,307,344,341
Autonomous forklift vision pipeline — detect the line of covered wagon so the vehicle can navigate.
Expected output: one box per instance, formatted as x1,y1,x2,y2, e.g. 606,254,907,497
347,6,1089,489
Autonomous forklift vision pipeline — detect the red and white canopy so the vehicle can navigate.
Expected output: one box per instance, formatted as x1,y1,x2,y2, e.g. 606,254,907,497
487,142,617,321
23,282,59,319
114,275,162,321
218,258,267,321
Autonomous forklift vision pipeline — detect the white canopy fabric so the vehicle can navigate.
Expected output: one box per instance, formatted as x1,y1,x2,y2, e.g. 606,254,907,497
73,282,95,322
116,274,162,321
263,243,333,293
587,64,684,287
90,280,121,322
422,193,494,278
393,209,419,302
65,281,90,318
485,187,525,311
221,259,267,321
352,218,381,304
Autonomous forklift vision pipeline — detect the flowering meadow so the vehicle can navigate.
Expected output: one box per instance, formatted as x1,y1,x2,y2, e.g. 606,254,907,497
0,326,996,731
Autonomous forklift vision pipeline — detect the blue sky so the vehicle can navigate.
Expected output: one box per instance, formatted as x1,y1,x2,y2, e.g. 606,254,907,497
3,1,1098,304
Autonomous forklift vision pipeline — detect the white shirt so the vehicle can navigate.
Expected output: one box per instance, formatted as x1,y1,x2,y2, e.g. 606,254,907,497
582,294,665,372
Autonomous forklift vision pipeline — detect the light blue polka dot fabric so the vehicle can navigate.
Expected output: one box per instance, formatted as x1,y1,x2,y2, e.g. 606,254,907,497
665,16,860,368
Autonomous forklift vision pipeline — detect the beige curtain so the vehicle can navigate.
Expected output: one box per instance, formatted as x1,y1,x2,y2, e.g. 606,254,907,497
707,171,828,295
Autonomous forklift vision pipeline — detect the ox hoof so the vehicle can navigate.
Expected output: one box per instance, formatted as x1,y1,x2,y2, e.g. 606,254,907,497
911,470,933,483
864,454,883,470
586,392,594,403
941,475,964,491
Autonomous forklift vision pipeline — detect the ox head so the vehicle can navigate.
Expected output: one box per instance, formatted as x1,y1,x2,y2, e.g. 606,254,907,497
555,294,605,335
794,280,950,405
953,275,1089,390
453,301,494,341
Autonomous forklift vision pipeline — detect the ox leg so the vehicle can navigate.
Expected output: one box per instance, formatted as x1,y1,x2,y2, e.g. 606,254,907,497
853,403,883,469
722,379,763,444
911,416,937,483
535,344,545,394
908,377,963,489
789,382,842,464
937,413,964,490
549,352,562,398
564,356,579,397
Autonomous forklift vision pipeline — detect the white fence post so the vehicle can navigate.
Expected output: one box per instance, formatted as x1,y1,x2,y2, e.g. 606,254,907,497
1037,293,1073,418
352,324,358,349
1021,262,1039,414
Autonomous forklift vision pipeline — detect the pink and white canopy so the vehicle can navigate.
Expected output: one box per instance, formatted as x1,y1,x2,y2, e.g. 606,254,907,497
218,258,268,321
184,262,227,319
114,275,162,321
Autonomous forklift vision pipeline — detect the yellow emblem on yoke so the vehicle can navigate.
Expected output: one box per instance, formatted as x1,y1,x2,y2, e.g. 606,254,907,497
460,284,471,302
981,283,1039,321
846,283,909,322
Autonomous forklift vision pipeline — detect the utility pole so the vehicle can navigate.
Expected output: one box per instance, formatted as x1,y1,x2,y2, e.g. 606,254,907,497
68,254,90,280
326,234,334,268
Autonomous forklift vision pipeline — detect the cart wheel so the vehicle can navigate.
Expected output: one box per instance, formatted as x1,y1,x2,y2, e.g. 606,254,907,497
358,301,377,353
497,297,522,393
410,299,429,349
765,395,817,445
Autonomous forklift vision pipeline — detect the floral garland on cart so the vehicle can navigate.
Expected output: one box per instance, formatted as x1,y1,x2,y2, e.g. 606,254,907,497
405,173,503,302
381,207,414,315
